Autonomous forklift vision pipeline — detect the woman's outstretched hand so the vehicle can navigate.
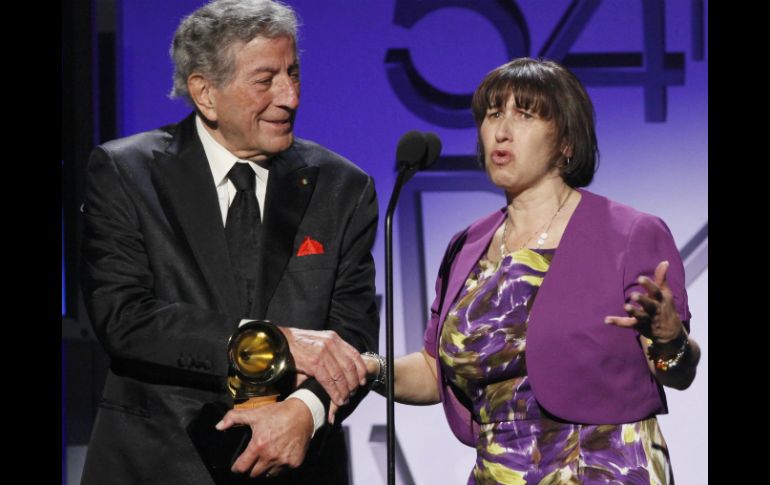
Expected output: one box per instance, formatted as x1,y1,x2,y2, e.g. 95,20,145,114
604,260,684,343
605,260,700,389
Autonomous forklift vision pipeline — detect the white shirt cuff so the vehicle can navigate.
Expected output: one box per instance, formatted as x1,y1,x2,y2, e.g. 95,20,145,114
286,389,325,437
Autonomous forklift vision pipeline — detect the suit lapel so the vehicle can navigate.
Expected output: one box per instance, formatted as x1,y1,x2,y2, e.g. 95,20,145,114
149,115,241,317
253,144,319,318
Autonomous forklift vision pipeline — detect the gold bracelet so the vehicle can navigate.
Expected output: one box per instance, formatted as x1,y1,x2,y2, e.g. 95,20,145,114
652,335,690,372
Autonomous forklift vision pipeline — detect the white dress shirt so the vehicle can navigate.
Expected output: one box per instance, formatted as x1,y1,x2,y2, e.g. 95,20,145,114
195,116,325,436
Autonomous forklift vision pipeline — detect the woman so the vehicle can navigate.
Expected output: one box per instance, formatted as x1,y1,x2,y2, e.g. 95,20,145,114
362,58,700,484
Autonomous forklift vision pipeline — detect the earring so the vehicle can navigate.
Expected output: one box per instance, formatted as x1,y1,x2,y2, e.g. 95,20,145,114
566,157,572,165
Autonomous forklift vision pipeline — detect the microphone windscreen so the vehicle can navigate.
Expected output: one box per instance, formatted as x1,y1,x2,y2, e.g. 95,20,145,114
396,130,427,171
422,132,442,169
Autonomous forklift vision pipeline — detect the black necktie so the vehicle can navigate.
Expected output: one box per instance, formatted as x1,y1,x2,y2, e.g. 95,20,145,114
225,163,262,317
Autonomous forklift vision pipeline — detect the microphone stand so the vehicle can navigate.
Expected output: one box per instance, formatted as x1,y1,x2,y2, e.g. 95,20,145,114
384,167,416,485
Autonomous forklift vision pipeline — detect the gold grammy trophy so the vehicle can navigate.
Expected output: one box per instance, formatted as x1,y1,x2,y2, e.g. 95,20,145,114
227,320,290,409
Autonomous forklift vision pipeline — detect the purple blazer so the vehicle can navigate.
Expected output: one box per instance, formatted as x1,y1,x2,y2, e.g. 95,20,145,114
423,189,691,447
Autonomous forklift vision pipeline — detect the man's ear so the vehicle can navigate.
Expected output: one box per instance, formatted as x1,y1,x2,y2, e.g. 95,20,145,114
188,74,218,121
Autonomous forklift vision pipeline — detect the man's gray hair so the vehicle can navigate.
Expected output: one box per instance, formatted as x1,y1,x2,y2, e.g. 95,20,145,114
169,0,298,105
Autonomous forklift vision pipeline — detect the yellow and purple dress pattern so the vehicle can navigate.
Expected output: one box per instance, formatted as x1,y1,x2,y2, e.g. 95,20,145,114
439,248,672,485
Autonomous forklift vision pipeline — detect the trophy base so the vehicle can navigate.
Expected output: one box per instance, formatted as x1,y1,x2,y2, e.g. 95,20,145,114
234,394,280,409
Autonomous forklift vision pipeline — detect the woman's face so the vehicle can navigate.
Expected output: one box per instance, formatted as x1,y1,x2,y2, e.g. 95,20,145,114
479,94,562,194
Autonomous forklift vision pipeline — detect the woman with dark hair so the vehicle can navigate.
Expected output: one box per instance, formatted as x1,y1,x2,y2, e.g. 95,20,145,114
361,58,700,484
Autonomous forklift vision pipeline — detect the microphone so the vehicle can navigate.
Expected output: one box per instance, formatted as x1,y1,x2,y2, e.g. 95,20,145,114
422,131,442,170
384,130,442,485
394,130,442,187
395,130,427,172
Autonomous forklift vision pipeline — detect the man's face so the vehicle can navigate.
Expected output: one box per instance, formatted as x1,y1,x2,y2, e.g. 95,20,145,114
206,35,300,161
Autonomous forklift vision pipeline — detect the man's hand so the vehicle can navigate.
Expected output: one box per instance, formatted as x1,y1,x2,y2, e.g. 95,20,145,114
216,398,314,478
280,328,367,406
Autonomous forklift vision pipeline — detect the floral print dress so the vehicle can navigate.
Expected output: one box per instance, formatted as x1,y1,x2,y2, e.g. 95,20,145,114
438,248,672,485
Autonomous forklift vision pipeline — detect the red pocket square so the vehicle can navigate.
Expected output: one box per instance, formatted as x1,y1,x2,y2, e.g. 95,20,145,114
297,236,325,256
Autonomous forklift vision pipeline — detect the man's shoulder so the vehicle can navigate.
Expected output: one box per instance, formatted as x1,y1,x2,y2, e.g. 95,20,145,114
96,114,196,165
97,123,178,163
291,138,368,179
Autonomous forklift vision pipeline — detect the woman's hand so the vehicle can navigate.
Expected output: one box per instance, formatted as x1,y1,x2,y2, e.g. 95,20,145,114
605,260,700,389
604,260,684,343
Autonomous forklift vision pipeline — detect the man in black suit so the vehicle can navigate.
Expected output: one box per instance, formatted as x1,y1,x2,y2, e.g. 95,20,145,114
79,1,379,483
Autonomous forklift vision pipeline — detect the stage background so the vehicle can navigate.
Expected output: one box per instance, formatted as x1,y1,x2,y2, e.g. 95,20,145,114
62,1,707,483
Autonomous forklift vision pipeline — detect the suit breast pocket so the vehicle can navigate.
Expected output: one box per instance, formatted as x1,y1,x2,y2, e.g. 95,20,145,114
285,253,337,273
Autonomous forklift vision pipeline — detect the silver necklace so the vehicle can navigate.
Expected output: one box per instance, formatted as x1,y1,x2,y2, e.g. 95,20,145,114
500,189,573,256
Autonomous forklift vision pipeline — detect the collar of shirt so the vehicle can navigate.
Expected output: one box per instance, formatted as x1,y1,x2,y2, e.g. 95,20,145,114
195,115,269,223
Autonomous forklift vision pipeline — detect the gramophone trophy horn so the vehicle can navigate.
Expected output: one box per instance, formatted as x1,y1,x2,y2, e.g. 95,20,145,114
227,320,290,409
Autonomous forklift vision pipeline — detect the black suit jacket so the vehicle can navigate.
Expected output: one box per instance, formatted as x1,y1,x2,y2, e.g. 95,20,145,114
79,114,379,484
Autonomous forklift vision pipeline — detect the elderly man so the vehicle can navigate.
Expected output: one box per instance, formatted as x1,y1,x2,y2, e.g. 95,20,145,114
79,1,379,483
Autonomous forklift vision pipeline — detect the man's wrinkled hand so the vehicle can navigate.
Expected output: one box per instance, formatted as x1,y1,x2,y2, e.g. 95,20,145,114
280,328,367,406
216,398,314,478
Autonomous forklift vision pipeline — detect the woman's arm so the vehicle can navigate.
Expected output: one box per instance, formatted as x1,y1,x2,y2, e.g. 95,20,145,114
606,260,701,390
639,331,701,390
363,348,441,405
